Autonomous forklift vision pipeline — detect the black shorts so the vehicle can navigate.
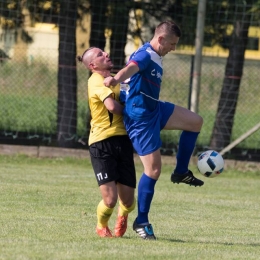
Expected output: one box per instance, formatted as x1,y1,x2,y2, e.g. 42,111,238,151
89,135,136,188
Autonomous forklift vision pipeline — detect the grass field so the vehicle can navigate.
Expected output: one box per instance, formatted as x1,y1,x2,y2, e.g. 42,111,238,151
0,154,259,260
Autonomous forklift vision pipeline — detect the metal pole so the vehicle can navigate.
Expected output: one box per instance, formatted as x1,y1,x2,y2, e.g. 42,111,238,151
188,55,194,110
190,0,207,113
220,122,260,156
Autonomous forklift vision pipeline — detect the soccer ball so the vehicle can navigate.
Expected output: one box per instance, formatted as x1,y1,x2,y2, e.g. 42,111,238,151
197,150,224,178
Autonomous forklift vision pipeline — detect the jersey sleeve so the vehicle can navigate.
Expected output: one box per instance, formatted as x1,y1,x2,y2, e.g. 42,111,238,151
96,87,113,102
128,49,151,72
88,73,113,102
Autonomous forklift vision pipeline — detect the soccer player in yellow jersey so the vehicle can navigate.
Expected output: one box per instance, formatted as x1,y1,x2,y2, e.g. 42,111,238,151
77,47,136,238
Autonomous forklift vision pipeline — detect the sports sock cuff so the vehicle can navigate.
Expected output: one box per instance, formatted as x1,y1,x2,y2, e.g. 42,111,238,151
96,200,114,228
97,200,114,213
119,198,136,216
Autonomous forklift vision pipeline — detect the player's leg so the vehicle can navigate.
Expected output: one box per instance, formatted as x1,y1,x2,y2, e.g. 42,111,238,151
115,184,136,237
117,184,135,211
89,139,119,237
114,135,136,237
96,182,118,237
137,149,161,222
163,104,203,132
123,113,162,239
163,104,204,186
132,150,161,240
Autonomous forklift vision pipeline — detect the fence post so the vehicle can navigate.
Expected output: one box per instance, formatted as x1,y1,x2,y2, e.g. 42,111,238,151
190,0,207,113
188,55,194,110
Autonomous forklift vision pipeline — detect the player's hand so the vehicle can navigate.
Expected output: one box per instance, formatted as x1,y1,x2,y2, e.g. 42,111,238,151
104,76,118,87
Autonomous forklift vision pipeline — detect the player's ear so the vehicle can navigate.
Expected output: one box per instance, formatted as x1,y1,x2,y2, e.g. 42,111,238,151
158,36,165,45
89,62,95,70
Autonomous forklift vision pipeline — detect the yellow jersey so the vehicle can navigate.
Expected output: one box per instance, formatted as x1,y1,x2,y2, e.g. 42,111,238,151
88,72,127,145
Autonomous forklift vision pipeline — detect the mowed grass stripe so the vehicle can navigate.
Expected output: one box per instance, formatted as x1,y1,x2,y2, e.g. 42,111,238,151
0,155,259,260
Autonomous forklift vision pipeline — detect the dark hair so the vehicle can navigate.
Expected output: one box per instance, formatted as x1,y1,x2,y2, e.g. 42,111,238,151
77,47,96,62
77,55,83,62
155,21,182,37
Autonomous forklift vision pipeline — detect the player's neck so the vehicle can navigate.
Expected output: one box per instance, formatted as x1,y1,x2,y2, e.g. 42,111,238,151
94,70,111,78
150,39,161,56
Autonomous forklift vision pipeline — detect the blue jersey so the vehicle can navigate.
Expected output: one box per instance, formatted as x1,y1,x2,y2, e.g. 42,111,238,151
125,42,163,120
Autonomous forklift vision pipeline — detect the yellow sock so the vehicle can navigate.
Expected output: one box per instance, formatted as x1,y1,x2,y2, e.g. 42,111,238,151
118,198,136,216
96,200,114,228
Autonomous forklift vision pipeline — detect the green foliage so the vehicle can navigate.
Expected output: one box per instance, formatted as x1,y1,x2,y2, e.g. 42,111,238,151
1,55,259,149
1,1,260,150
0,154,260,259
0,60,89,137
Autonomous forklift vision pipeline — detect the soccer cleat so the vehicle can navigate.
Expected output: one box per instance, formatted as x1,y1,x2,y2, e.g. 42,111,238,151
133,219,156,240
96,226,113,238
171,170,204,187
114,214,128,237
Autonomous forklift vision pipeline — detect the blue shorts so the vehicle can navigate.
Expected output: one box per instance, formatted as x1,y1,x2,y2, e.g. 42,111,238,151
123,101,175,156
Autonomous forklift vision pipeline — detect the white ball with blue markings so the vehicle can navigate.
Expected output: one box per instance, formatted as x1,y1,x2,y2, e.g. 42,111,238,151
197,150,224,178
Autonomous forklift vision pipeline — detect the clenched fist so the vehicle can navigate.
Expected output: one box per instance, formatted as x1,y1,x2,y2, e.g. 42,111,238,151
104,76,118,87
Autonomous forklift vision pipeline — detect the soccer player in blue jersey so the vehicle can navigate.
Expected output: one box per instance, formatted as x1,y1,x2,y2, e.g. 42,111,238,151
104,21,204,240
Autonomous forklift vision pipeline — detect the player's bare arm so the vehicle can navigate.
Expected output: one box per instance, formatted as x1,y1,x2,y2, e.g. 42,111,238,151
104,62,139,87
104,95,124,115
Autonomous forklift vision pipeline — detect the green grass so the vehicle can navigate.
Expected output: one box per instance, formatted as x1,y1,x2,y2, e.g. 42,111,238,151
0,154,259,260
1,56,260,150
0,60,90,137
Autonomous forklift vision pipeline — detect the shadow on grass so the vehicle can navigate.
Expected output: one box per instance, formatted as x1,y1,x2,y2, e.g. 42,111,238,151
157,237,260,247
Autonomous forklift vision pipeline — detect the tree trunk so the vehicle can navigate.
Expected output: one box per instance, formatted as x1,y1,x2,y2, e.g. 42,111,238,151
57,0,78,148
89,0,108,49
84,1,109,143
209,4,252,150
109,1,130,72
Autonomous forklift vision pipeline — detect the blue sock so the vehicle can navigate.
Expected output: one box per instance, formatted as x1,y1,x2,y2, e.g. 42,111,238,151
136,173,157,224
175,131,199,174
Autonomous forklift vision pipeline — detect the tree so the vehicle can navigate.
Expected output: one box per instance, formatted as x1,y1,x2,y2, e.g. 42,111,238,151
143,0,257,151
57,0,78,147
2,0,259,150
0,0,79,148
131,0,258,151
108,0,132,71
0,0,33,43
89,0,108,49
209,1,254,150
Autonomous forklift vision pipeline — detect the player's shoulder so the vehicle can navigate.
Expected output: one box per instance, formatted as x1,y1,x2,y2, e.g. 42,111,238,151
89,72,104,82
135,43,160,61
140,42,151,50
129,45,150,66
88,73,104,88
131,42,151,57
